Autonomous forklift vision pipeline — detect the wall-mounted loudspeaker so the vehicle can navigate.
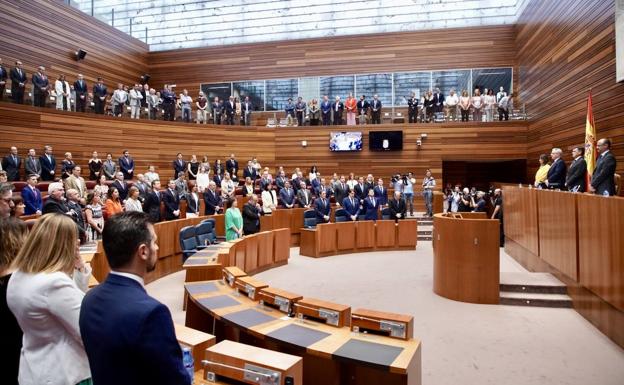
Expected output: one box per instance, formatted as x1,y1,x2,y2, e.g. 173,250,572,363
75,49,87,61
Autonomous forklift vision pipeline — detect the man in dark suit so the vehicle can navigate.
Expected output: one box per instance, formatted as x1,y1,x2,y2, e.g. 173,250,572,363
357,95,370,124
93,77,107,114
279,180,296,208
590,138,617,196
223,96,236,125
295,97,306,126
39,145,56,181
242,195,262,235
0,58,7,101
10,60,27,104
333,176,350,207
135,174,150,202
332,96,344,125
22,174,43,215
363,189,380,220
342,190,360,221
162,180,180,220
407,92,418,123
2,146,21,181
314,190,331,224
314,178,331,197
112,172,129,202
80,212,191,385
213,172,223,186
241,96,253,126
388,191,407,222
354,177,367,203
275,171,288,190
546,148,567,189
74,74,88,112
211,97,222,125
226,153,239,179
433,88,445,115
24,148,42,178
203,181,222,215
296,182,313,209
119,150,135,180
370,94,382,124
173,153,186,179
565,146,587,192
373,178,388,206
243,161,257,181
321,95,332,126
32,66,50,107
161,85,176,121
42,182,70,215
143,180,162,222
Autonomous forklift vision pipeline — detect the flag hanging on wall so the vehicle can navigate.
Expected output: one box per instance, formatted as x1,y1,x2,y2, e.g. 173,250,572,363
584,91,597,184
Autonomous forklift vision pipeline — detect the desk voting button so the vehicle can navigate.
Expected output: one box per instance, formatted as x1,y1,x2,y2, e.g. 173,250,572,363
222,266,247,288
234,276,269,301
351,308,414,340
258,287,303,315
293,298,351,328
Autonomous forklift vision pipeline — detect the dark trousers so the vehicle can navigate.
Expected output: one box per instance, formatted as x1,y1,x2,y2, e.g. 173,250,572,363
408,108,417,123
371,111,381,124
213,113,221,125
461,109,470,122
75,95,86,112
94,97,105,114
149,107,158,120
333,112,343,125
163,103,175,121
114,104,123,116
225,112,234,125
12,87,24,104
322,112,331,125
0,84,5,101
498,107,509,121
296,112,304,126
33,91,46,107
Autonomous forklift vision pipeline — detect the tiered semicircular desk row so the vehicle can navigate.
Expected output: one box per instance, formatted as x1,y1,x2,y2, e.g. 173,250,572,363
182,211,421,385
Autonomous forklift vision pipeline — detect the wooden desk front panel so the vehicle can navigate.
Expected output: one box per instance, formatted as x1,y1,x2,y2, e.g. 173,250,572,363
256,231,275,269
503,187,539,256
244,235,259,273
260,215,274,231
356,221,376,249
299,229,318,257
318,224,338,254
536,190,578,281
290,209,306,235
273,228,291,263
336,222,357,251
273,209,292,232
578,195,624,312
234,241,246,270
397,220,418,248
376,220,397,248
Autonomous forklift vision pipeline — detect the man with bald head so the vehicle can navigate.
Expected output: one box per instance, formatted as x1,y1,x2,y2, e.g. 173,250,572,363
2,147,21,181
545,148,567,189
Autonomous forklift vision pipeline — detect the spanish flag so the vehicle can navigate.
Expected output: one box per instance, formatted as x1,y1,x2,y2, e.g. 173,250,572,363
584,91,597,184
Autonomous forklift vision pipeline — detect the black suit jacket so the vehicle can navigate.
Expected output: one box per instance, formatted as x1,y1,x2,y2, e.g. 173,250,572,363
74,79,88,96
242,203,261,235
32,72,49,93
333,183,350,204
42,198,68,215
546,158,567,189
24,156,42,177
143,191,162,222
203,189,222,215
226,159,238,176
388,198,407,220
186,192,200,214
173,159,186,178
112,180,129,201
223,101,236,115
0,65,7,83
162,189,180,220
354,183,367,201
565,157,587,192
10,67,27,92
591,152,617,195
243,167,257,180
39,154,56,180
2,155,21,181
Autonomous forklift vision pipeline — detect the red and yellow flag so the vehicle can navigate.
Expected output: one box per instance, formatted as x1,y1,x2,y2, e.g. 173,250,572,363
584,91,597,182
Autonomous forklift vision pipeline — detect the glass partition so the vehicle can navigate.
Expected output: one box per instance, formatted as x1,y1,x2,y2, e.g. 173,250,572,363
432,70,471,96
200,83,232,104
265,79,298,111
393,72,431,106
233,81,264,111
356,73,393,107
320,76,355,101
472,68,513,95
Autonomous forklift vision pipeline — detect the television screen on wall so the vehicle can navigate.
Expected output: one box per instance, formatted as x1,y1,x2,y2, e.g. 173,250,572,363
369,131,403,151
329,132,363,151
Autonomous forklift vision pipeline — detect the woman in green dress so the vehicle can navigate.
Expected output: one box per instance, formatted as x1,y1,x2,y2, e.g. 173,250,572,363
224,198,243,241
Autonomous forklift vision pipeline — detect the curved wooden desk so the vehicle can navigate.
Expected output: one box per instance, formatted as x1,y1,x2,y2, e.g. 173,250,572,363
185,279,422,385
432,213,500,304
299,220,417,258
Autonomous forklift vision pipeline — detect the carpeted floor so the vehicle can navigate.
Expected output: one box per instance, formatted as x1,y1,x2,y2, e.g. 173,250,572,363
147,243,624,385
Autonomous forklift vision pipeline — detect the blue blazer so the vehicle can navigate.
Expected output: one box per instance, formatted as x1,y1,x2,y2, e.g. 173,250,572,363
373,186,388,206
39,154,56,180
119,156,135,179
314,197,331,223
342,196,360,219
279,188,296,207
79,274,190,385
21,186,42,215
546,159,567,188
321,101,332,113
363,197,380,220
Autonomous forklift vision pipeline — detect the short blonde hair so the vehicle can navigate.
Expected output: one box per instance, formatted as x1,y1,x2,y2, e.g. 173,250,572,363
12,214,77,274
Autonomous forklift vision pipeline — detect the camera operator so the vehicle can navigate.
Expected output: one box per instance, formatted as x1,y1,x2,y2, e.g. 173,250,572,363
472,191,487,212
449,185,462,212
457,187,472,212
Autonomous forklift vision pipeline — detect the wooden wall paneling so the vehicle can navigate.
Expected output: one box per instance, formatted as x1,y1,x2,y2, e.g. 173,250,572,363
0,0,148,101
516,0,624,187
536,189,579,281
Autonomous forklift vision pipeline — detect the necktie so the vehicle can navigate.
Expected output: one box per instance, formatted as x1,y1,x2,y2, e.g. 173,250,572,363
350,198,354,207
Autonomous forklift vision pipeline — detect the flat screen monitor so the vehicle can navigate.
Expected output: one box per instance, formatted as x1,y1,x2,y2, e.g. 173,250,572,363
329,132,363,152
369,131,403,151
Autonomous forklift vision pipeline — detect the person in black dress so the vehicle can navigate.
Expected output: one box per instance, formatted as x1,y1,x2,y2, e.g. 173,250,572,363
88,151,103,181
61,152,76,180
187,154,199,181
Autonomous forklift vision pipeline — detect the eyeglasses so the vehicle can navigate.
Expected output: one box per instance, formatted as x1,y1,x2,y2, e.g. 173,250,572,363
0,196,14,205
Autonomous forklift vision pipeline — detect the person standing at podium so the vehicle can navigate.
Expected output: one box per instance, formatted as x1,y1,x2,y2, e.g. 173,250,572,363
545,148,567,189
590,138,617,196
565,147,587,192
314,190,331,224
388,191,407,221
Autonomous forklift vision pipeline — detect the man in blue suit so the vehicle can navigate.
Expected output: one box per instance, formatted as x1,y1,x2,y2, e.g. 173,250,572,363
590,138,617,196
279,180,296,208
342,189,360,221
314,190,331,224
39,145,57,181
80,212,191,385
373,178,388,207
74,74,89,112
22,174,42,215
320,95,332,126
546,148,567,189
119,150,135,180
363,189,380,221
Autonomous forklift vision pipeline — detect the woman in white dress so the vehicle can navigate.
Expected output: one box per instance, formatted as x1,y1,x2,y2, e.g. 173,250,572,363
471,88,484,122
54,74,71,111
196,165,210,192
484,89,497,122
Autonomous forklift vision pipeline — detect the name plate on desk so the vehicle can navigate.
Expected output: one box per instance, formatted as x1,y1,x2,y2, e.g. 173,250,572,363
258,287,303,315
351,308,414,340
294,298,351,328
222,266,247,288
234,276,269,301
204,340,302,385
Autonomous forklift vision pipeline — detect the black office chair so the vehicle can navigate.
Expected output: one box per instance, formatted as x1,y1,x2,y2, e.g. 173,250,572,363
334,208,348,222
179,225,200,262
303,209,317,228
195,221,215,247
381,207,391,220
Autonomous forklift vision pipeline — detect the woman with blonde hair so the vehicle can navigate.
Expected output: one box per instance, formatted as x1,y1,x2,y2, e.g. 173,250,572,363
1,218,29,385
7,214,92,385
